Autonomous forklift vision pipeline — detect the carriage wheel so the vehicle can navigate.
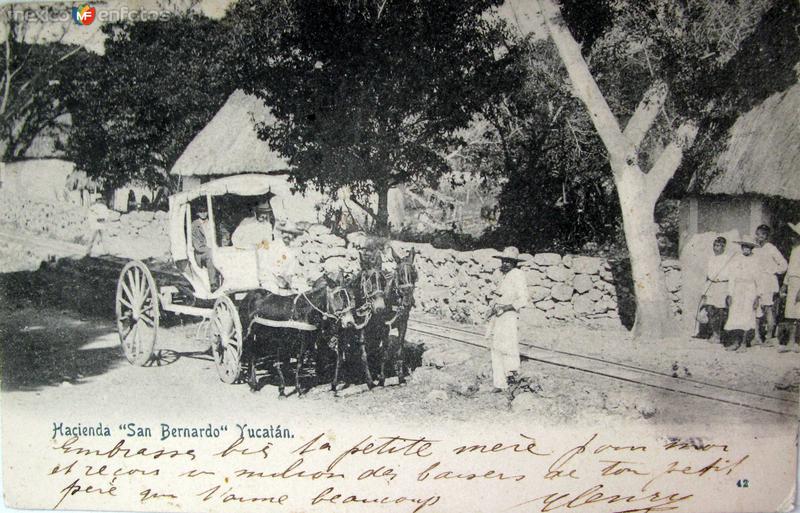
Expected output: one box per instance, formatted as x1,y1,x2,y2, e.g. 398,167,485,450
211,295,243,384
116,260,159,366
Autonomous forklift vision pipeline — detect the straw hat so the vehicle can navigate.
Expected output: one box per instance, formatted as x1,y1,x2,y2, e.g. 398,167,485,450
493,246,524,262
734,235,757,248
788,222,800,236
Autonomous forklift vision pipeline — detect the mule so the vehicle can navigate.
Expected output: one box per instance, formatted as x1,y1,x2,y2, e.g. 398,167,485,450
335,248,417,391
240,273,354,397
380,248,418,385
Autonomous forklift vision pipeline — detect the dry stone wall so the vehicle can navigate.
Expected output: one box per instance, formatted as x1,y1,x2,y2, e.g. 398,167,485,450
0,191,169,260
0,192,682,326
291,228,682,327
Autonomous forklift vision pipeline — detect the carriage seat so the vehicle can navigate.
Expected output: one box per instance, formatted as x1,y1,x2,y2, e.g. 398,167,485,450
212,247,260,291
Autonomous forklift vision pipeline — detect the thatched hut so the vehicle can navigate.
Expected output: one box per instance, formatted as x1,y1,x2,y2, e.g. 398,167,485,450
678,82,800,331
171,89,290,187
171,89,406,228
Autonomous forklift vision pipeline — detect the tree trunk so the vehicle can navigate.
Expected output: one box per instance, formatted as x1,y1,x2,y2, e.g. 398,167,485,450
524,0,695,340
616,171,674,339
375,185,390,236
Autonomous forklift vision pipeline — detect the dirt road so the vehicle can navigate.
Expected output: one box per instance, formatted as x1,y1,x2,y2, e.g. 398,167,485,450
1,254,798,428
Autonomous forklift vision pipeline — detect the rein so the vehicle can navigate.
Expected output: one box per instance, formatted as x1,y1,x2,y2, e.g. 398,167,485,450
295,286,353,322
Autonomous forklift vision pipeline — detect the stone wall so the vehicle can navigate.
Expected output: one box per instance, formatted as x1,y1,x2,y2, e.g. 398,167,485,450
291,228,682,327
0,192,169,260
0,192,682,327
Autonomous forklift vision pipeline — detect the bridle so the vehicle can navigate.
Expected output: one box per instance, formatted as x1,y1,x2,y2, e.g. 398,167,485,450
294,283,353,323
360,269,387,302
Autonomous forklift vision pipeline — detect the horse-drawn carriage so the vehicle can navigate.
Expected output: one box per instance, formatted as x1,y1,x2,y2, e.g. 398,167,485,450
114,174,417,395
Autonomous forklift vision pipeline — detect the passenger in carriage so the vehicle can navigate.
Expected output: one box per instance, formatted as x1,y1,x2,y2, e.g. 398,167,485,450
191,202,219,289
231,199,275,249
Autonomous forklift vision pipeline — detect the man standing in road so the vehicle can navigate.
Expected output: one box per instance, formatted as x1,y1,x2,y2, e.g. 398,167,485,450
486,246,529,392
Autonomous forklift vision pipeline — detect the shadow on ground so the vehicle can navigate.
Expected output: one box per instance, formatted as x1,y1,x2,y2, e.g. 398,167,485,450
0,308,121,391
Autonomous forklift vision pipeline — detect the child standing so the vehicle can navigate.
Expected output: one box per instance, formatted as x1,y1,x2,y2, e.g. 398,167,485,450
700,236,731,344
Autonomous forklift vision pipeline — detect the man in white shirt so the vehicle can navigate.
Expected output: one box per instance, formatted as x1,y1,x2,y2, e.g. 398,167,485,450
753,224,788,345
486,246,529,391
86,197,119,256
232,200,275,250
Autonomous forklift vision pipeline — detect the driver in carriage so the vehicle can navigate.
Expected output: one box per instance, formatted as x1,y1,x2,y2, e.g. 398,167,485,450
231,197,306,295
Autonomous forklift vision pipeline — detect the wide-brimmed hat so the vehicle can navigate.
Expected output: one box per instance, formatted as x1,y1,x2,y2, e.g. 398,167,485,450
788,222,800,236
735,235,757,248
493,246,524,262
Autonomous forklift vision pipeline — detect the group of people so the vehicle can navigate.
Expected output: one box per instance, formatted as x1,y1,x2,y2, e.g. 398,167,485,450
191,197,304,294
699,223,800,352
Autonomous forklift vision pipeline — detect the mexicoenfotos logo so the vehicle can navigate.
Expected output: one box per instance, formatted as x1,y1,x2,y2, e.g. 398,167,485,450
72,4,97,25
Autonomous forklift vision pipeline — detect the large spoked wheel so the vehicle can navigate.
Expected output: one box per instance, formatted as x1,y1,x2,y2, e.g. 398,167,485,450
211,295,243,384
116,260,159,366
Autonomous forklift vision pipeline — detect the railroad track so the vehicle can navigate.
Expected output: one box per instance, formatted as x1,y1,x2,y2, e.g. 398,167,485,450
407,318,799,418
4,228,798,417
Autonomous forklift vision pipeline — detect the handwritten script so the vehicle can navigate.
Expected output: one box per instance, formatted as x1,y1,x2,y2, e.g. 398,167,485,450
24,427,766,513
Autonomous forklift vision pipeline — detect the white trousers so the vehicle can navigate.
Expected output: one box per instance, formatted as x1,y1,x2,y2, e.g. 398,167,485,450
488,311,520,389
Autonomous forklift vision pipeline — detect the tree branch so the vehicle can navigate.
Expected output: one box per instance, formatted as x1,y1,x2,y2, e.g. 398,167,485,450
349,193,376,220
623,80,668,150
645,121,698,202
532,0,634,174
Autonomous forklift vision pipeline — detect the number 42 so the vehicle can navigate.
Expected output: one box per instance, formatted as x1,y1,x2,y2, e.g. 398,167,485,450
737,479,750,488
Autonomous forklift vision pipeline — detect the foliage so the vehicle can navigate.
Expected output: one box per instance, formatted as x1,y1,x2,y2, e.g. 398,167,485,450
0,6,95,162
558,0,613,52
587,0,799,190
63,14,235,190
459,38,619,253
229,0,512,232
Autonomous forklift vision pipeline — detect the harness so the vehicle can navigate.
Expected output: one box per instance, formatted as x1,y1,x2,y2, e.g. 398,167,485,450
293,285,353,321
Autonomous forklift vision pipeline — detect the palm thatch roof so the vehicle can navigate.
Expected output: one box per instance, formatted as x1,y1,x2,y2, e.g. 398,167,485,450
694,82,800,200
171,90,290,177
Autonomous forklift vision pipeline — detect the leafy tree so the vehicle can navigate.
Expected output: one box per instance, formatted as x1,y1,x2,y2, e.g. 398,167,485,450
64,14,235,190
507,0,798,338
0,5,93,161
465,38,618,253
231,0,512,234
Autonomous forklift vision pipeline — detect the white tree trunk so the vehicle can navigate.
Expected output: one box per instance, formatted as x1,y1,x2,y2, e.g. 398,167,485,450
616,170,673,337
524,0,698,339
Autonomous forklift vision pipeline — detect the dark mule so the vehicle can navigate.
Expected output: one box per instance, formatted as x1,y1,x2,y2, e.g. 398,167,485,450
329,252,388,393
380,248,418,385
240,273,354,397
334,248,417,391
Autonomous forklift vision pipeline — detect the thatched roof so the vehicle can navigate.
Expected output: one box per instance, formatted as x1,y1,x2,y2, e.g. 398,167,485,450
696,82,800,200
171,90,290,177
